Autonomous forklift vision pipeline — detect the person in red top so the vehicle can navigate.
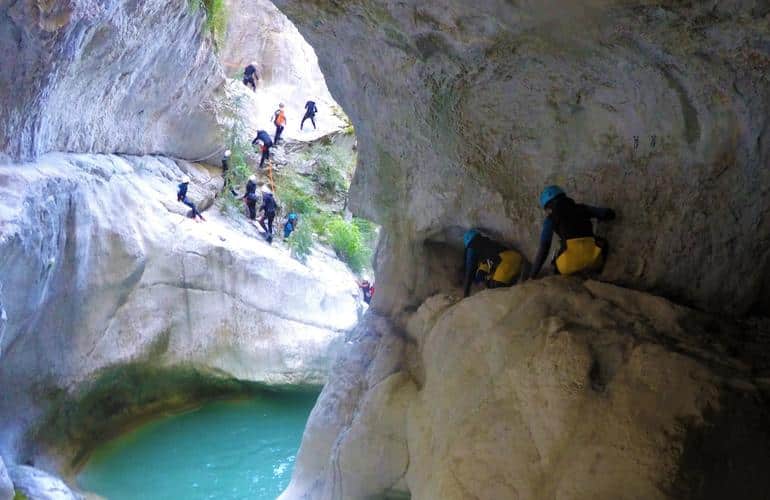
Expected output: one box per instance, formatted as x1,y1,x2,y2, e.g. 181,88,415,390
273,103,287,144
358,280,375,304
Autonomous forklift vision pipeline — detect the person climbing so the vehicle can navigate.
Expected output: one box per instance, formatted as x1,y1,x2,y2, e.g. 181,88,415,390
273,103,287,144
177,176,205,222
283,212,299,239
252,130,273,169
242,62,258,91
529,185,616,279
243,175,259,220
257,184,277,243
358,279,375,304
301,100,318,130
221,149,238,196
462,229,524,298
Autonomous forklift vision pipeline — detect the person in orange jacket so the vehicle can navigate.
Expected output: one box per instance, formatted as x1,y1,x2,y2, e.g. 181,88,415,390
273,103,287,144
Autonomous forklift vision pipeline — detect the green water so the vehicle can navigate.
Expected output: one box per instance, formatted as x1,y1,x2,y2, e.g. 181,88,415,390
77,392,318,500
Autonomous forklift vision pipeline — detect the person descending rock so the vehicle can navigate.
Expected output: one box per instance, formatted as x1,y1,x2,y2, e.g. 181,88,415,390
283,212,299,239
243,175,259,220
462,229,524,298
258,184,277,243
529,185,615,279
358,279,375,304
252,130,273,169
301,100,318,130
242,62,258,91
177,176,206,222
273,103,287,144
221,149,238,196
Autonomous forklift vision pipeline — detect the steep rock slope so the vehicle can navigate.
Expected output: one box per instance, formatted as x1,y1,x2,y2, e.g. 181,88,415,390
282,279,770,500
274,0,770,316
0,153,359,462
0,0,224,160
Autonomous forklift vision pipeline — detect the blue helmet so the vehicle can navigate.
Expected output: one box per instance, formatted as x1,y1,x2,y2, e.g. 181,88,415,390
463,229,479,248
539,185,565,208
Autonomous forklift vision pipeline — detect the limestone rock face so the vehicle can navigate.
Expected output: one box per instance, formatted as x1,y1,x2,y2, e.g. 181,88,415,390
282,279,770,499
7,465,82,500
273,0,770,316
0,0,224,161
0,153,359,457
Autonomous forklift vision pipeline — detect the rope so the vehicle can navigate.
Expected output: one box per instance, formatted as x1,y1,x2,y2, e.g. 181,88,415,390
266,159,276,193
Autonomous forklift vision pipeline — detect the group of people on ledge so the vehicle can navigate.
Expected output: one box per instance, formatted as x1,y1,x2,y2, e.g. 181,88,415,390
463,185,615,297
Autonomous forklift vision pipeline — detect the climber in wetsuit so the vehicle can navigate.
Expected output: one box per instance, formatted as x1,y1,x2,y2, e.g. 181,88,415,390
258,185,277,243
529,185,615,278
463,229,524,298
243,175,258,220
243,63,258,91
301,100,318,130
177,176,205,221
252,130,273,169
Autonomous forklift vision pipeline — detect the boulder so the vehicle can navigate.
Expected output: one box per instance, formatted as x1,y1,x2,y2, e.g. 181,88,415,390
282,278,770,499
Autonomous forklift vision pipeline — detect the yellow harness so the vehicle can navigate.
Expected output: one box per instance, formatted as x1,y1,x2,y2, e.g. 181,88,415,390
555,237,603,275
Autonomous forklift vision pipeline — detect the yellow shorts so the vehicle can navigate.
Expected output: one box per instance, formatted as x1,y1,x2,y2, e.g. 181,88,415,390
491,250,523,284
555,237,603,275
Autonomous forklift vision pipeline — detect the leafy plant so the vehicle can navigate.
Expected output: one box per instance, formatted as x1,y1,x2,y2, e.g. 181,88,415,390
325,217,372,273
307,145,355,195
286,220,314,262
189,0,228,45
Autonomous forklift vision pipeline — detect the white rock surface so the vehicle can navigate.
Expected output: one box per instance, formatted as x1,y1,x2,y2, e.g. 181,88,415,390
0,457,13,500
0,153,360,458
7,465,82,500
281,279,770,499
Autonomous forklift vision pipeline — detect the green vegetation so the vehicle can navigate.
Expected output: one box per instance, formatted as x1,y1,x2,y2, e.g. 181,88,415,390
331,105,355,136
189,0,228,46
14,491,29,500
303,144,355,195
324,217,373,273
286,221,313,262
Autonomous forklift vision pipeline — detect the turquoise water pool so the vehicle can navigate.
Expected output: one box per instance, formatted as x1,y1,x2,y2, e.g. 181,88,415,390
77,392,318,500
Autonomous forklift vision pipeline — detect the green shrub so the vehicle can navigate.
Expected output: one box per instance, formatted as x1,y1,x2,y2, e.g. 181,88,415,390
279,184,317,215
325,217,372,273
287,220,314,262
14,491,29,500
353,217,378,249
305,145,355,195
190,0,228,45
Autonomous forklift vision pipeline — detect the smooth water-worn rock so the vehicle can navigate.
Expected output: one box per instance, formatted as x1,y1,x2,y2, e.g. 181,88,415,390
0,457,12,500
0,0,224,161
0,153,359,460
273,0,770,316
282,279,770,500
8,465,82,500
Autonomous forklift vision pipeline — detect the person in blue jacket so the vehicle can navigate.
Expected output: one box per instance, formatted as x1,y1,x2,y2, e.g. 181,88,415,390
462,229,524,298
529,185,615,278
177,176,205,221
283,212,299,239
258,185,277,243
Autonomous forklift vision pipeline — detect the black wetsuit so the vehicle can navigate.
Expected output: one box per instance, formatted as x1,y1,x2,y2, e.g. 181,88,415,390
463,234,507,297
243,64,258,91
244,180,258,220
258,192,277,240
177,182,201,218
301,101,317,130
252,130,273,168
530,195,615,277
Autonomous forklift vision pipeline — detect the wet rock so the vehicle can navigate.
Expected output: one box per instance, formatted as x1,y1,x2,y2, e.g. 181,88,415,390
7,465,82,500
0,457,12,500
